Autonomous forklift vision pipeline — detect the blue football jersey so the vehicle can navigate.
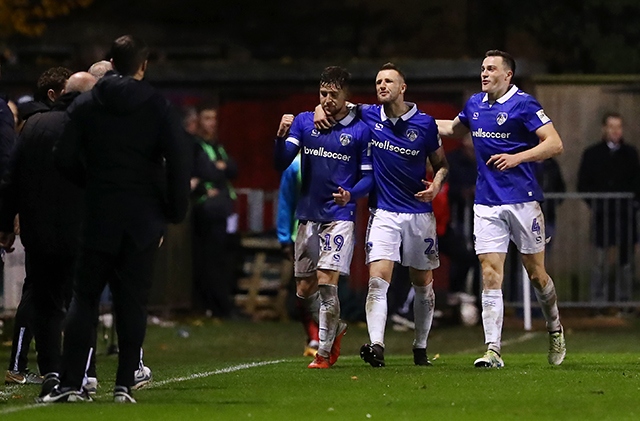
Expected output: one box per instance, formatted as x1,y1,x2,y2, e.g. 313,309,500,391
284,109,372,222
360,103,441,213
458,85,549,206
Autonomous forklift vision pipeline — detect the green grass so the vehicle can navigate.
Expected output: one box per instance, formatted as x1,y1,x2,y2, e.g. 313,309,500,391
2,317,640,420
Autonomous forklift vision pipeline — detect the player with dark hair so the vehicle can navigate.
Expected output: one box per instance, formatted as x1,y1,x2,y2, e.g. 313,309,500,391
275,66,373,369
436,49,566,368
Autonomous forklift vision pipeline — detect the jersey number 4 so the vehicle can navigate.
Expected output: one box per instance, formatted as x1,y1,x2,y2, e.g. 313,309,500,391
531,218,541,235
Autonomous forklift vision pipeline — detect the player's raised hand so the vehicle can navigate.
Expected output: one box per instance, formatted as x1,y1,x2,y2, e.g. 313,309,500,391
487,153,521,171
277,114,294,138
332,187,351,206
314,104,335,130
414,179,438,203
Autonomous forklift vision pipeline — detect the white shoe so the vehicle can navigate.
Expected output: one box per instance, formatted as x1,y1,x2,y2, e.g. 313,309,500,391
85,377,98,395
36,386,93,403
548,330,566,365
132,366,152,390
474,350,504,368
114,386,136,403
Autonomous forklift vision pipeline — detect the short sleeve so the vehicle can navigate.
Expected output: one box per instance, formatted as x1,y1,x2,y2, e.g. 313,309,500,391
520,96,551,133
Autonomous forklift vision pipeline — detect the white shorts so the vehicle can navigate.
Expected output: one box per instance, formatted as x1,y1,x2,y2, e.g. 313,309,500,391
365,208,440,271
473,201,545,255
294,220,355,277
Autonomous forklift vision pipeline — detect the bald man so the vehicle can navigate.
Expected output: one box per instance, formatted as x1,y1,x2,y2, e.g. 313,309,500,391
88,60,112,79
65,71,97,93
0,70,98,398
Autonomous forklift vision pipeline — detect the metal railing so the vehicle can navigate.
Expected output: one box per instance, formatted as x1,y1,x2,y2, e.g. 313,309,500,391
3,190,636,314
479,192,639,312
235,189,640,309
235,188,279,233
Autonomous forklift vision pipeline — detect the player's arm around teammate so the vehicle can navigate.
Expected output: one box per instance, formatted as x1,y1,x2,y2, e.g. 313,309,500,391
436,50,566,368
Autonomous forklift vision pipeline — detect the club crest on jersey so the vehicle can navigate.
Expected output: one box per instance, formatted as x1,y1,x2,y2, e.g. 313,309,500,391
406,129,418,142
339,133,352,146
311,129,320,137
496,112,508,126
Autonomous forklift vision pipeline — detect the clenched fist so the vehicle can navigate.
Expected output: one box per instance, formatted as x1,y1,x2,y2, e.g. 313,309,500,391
277,114,294,138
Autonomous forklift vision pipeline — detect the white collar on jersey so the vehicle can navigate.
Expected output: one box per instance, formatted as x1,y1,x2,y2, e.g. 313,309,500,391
380,102,418,123
482,84,519,104
336,108,357,126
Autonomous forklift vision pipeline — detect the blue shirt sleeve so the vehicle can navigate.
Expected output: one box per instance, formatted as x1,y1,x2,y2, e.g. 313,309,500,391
520,96,551,132
348,125,373,200
276,155,300,244
424,117,442,154
457,103,470,128
274,114,303,171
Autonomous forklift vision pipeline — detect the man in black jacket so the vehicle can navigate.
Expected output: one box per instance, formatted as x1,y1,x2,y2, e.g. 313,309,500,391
38,35,191,403
0,71,97,391
2,67,71,386
577,112,640,302
15,67,72,133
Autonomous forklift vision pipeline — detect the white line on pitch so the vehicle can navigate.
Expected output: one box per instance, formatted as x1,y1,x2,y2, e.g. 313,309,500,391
457,331,540,355
148,359,286,388
0,359,287,415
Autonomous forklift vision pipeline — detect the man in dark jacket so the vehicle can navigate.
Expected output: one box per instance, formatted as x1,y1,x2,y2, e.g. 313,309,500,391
15,67,72,133
38,35,191,403
191,102,238,318
0,72,96,391
2,67,71,386
577,112,640,302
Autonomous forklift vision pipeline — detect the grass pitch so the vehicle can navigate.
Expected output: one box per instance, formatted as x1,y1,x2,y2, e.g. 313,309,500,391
1,316,639,420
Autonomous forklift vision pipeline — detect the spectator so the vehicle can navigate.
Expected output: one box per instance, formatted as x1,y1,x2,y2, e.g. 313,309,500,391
577,112,639,302
191,102,238,319
182,106,198,136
